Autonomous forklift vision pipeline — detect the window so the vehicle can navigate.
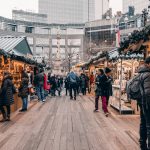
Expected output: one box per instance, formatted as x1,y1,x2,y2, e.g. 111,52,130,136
25,26,34,33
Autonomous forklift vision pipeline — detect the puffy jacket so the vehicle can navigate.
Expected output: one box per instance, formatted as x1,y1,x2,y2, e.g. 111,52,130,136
68,72,78,84
138,65,150,106
0,75,16,106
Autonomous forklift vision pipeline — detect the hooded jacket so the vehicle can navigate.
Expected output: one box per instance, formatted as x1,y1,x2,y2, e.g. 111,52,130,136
138,65,150,105
67,72,78,84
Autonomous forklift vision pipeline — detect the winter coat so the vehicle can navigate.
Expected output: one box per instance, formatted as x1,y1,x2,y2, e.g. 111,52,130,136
100,74,113,97
67,72,78,85
80,75,87,89
95,75,102,96
19,77,29,98
50,77,57,90
43,74,48,90
90,74,95,85
0,75,16,106
138,65,150,106
34,73,44,87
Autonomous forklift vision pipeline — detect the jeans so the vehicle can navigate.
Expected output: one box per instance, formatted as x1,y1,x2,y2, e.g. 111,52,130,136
101,96,109,113
69,83,77,99
22,97,28,110
82,88,86,95
36,86,44,101
139,104,150,150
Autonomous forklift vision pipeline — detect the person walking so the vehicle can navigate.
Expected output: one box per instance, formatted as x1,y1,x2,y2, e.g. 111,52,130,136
100,68,112,117
18,71,29,112
56,76,61,96
65,77,69,96
80,73,87,95
136,57,150,150
0,72,16,122
89,72,95,93
34,69,45,102
50,75,57,96
67,71,78,100
94,69,104,112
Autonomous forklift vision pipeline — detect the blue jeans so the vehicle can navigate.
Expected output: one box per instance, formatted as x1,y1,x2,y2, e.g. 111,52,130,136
36,86,44,101
22,97,28,110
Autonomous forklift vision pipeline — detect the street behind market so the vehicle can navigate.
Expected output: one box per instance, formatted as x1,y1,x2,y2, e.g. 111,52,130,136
0,94,140,150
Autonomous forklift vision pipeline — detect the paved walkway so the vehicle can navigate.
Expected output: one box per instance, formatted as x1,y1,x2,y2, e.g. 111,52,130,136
0,95,140,150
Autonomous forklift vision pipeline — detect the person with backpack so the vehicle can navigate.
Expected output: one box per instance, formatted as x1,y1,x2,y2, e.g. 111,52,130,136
67,71,78,100
0,72,16,122
127,57,150,150
100,68,113,117
34,69,45,102
18,71,29,112
94,69,104,112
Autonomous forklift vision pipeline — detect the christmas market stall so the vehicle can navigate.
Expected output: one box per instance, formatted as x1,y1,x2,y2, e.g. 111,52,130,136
108,49,144,114
111,25,150,114
0,36,45,112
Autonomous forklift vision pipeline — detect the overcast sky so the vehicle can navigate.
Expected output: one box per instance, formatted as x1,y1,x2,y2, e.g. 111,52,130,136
0,0,122,19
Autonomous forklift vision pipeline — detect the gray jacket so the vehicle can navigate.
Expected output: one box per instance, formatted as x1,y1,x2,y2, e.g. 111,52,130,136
138,65,150,105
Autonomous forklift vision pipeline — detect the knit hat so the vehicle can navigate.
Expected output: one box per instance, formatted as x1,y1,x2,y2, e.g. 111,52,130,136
105,67,111,74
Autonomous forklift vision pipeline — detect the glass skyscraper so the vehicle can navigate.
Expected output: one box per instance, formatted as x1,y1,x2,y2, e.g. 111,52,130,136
39,0,95,24
123,0,149,14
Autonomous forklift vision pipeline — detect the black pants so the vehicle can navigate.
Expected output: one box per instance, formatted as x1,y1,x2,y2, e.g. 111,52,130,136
66,88,69,96
139,104,150,150
0,105,11,118
82,88,86,95
69,84,77,99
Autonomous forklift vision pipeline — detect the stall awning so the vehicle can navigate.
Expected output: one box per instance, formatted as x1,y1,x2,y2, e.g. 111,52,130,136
108,49,144,60
0,36,32,56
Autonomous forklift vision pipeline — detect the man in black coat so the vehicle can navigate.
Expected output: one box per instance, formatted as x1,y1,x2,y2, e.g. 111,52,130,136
137,57,150,150
100,68,112,117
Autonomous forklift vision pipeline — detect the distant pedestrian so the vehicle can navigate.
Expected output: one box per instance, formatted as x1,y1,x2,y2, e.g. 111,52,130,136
94,69,104,112
0,72,16,122
50,75,57,96
67,71,78,100
80,73,87,95
89,72,95,92
65,77,69,96
19,71,29,112
34,69,45,102
56,76,61,96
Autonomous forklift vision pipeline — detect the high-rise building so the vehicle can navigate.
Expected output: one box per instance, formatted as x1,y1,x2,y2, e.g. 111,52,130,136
38,0,95,24
123,0,149,14
95,0,109,20
12,10,48,23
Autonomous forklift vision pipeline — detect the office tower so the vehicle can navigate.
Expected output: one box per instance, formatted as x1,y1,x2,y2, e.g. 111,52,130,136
39,0,95,24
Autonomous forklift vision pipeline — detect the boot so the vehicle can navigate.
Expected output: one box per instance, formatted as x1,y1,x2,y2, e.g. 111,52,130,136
0,113,6,122
6,114,10,121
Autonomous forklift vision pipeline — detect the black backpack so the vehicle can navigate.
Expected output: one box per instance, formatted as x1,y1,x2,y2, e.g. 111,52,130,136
126,74,143,102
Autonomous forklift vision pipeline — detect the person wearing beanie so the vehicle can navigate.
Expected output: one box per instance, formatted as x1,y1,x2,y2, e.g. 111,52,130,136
99,67,113,117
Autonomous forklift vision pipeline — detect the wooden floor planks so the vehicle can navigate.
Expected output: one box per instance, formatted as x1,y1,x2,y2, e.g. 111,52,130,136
0,94,140,150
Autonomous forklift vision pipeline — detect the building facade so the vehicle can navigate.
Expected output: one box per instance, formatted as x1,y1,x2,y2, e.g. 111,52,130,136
12,10,48,23
84,18,116,61
123,0,150,14
38,0,95,24
0,16,85,71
